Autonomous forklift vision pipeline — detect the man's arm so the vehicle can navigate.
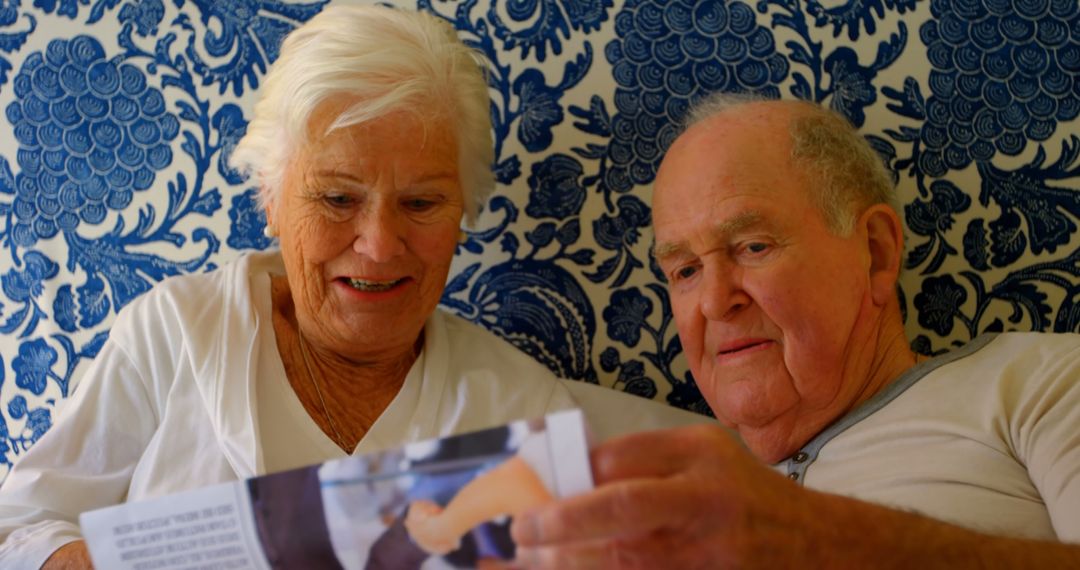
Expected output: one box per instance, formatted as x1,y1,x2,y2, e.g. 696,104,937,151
511,425,1080,569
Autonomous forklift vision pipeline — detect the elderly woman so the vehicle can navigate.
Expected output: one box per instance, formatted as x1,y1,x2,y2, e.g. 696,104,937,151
0,5,705,568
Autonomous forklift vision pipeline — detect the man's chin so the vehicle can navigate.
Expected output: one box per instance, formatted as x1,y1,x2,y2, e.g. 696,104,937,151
732,422,802,464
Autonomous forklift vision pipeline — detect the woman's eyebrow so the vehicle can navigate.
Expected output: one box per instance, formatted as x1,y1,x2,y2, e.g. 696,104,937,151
311,170,366,186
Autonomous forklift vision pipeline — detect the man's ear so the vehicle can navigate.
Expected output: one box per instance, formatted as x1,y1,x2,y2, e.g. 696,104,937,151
858,204,904,307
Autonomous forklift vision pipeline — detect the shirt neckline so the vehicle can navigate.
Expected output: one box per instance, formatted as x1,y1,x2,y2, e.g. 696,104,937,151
780,334,999,484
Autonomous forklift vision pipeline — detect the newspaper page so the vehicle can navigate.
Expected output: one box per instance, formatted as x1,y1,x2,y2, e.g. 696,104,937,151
80,409,593,569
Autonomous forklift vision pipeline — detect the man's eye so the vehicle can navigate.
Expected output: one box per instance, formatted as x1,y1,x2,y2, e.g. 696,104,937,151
404,198,437,211
746,242,769,254
674,265,698,281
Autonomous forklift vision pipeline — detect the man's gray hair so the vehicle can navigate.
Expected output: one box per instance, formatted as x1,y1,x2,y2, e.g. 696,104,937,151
229,5,494,225
683,93,895,236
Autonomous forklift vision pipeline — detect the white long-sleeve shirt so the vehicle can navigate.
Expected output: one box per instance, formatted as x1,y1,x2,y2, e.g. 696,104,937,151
0,250,710,568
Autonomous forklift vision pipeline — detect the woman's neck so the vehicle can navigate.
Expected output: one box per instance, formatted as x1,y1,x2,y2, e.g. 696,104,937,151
269,275,420,452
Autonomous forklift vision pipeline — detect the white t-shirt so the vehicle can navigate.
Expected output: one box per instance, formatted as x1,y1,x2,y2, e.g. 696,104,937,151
776,333,1080,542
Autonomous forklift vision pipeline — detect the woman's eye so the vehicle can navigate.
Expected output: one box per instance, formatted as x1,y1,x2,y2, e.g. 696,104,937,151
323,194,354,208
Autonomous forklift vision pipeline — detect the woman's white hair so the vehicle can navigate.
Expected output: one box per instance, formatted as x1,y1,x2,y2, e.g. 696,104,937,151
229,5,494,225
684,93,895,236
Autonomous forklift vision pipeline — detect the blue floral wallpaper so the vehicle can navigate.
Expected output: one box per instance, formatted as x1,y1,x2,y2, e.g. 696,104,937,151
0,0,1077,479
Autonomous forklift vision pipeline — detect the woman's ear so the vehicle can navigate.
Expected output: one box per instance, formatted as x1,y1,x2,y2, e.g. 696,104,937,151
858,204,904,307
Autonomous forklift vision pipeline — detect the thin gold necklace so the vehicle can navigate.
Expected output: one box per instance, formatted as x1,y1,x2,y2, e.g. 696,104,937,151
296,331,349,450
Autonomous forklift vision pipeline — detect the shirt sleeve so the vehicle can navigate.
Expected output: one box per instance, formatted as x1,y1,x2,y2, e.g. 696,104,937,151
1015,338,1080,543
0,334,159,568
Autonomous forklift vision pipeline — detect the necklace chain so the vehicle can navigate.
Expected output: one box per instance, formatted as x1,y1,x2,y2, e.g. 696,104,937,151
296,331,349,451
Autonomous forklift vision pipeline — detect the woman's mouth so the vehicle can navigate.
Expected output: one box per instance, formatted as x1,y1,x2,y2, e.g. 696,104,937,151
345,277,406,292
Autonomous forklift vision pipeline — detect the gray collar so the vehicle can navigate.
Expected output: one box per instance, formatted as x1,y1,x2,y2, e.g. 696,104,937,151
779,334,998,484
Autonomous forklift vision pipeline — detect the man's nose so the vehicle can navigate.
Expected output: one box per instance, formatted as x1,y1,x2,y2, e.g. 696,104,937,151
353,203,406,262
699,265,750,321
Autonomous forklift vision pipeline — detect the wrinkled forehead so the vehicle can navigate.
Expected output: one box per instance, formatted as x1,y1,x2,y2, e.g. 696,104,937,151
652,112,801,213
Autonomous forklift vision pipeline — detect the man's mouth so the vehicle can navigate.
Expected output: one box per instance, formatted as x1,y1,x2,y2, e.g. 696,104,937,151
717,339,773,356
344,277,406,292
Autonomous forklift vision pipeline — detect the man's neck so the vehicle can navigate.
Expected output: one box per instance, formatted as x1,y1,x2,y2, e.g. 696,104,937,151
845,305,917,415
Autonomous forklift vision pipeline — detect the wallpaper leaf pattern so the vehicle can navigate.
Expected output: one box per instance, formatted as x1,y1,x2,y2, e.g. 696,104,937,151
0,0,1077,479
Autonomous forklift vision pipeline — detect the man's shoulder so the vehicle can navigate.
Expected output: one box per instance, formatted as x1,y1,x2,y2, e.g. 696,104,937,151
948,332,1080,367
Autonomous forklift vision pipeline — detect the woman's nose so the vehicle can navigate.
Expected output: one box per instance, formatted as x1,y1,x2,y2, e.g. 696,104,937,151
353,206,406,262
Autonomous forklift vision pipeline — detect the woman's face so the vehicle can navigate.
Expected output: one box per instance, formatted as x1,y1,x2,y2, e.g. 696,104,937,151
271,97,464,361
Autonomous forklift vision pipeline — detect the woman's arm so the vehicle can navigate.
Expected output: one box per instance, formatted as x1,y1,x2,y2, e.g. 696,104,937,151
41,540,93,569
0,338,158,568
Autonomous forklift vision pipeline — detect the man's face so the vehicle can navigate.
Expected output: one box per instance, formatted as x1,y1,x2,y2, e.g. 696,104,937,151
652,109,884,462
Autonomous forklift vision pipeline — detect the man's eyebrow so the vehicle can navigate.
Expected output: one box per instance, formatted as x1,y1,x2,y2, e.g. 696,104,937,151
652,240,687,262
652,210,768,261
714,210,767,236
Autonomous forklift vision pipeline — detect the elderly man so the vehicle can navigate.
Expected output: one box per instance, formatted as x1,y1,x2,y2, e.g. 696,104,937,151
511,96,1080,568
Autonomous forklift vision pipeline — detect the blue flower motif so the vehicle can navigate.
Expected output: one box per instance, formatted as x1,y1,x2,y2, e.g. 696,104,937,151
226,188,273,251
617,359,657,399
52,284,78,333
525,154,586,220
602,0,788,192
185,0,329,95
514,69,565,153
7,395,27,420
905,180,971,235
12,338,57,396
594,195,650,250
917,0,1080,176
603,287,653,348
24,407,51,443
962,219,991,271
914,275,967,336
77,274,110,328
0,251,58,303
989,209,1027,267
32,0,87,19
824,47,878,127
213,103,249,185
489,0,613,61
6,393,54,443
6,35,179,247
118,0,164,37
599,346,621,372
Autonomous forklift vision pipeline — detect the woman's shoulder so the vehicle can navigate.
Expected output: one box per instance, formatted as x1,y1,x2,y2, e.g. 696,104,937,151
110,251,275,342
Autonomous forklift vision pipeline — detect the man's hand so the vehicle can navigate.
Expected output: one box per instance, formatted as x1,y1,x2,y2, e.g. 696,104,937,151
42,540,94,569
510,424,814,569
510,424,1080,570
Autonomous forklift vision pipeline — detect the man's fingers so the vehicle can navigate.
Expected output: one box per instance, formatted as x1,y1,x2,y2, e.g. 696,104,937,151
590,423,731,484
513,534,683,570
513,478,692,546
512,540,607,570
